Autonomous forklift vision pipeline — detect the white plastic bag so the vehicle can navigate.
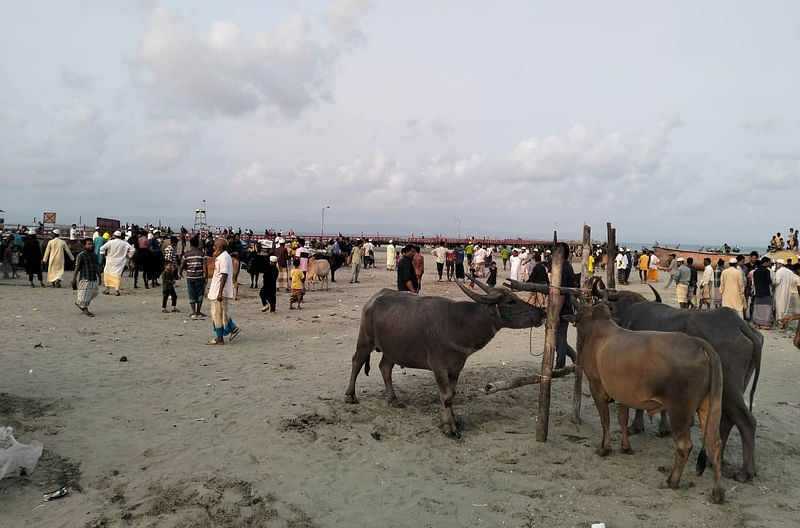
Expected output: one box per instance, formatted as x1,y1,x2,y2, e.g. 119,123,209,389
0,426,43,480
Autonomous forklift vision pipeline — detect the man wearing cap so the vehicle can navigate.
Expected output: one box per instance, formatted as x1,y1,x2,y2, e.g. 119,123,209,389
672,257,692,309
386,240,396,271
99,231,134,295
42,229,74,288
774,258,794,321
720,257,746,316
259,255,279,314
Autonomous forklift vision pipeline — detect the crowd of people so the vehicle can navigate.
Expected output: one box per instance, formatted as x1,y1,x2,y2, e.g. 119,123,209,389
5,223,800,349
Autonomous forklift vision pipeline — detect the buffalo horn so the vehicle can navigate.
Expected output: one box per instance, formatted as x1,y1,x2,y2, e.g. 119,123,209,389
455,278,504,304
589,276,607,299
470,276,492,293
648,284,663,303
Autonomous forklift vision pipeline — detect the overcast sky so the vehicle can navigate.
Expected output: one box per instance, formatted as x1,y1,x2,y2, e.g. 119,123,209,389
1,1,798,245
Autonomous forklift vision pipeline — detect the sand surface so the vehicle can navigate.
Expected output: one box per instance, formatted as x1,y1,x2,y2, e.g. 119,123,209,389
1,249,799,527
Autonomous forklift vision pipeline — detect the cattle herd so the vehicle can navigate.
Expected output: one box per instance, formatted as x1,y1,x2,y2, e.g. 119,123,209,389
346,275,763,504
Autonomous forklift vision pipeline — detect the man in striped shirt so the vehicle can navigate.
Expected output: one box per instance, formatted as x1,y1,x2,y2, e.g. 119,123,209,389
179,236,207,320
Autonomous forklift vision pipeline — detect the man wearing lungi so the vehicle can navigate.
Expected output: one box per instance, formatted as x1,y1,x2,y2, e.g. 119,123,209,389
207,238,241,345
71,238,102,317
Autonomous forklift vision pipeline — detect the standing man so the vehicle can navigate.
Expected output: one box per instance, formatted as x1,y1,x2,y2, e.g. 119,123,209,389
386,240,396,271
553,243,577,370
350,240,363,283
259,255,279,315
274,238,289,291
445,245,455,281
624,248,633,284
454,244,466,282
42,229,74,288
774,259,794,322
206,238,241,345
412,244,424,291
509,248,523,282
473,244,486,277
720,257,746,316
362,239,375,268
697,257,713,309
396,244,419,293
179,235,207,320
750,256,774,329
99,230,134,296
664,254,678,289
500,246,510,271
672,257,691,309
431,243,447,281
71,238,102,317
637,251,649,283
615,248,625,285
648,250,660,281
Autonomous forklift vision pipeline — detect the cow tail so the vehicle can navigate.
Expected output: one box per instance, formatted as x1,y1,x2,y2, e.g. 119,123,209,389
364,356,370,376
697,342,723,479
744,325,763,411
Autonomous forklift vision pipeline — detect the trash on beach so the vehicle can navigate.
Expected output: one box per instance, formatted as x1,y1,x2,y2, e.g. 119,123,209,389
33,343,43,349
119,356,128,362
43,487,68,501
0,427,43,480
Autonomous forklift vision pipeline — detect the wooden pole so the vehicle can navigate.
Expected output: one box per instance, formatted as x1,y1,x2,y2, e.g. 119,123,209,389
606,223,616,290
536,236,563,442
572,224,590,425
484,366,575,394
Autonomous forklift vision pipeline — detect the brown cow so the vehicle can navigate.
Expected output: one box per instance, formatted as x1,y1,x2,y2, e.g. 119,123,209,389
576,303,725,503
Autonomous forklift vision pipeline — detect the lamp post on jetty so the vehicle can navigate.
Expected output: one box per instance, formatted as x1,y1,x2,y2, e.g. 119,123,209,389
455,217,461,240
320,205,330,242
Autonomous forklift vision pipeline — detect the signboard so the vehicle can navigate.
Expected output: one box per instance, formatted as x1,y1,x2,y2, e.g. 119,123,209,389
43,212,57,224
96,217,121,231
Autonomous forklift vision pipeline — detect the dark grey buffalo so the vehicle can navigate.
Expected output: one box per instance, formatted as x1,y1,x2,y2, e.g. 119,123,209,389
592,278,762,482
345,279,545,438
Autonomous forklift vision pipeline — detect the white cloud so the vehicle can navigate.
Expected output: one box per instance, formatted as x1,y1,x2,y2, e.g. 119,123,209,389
325,0,371,44
135,4,368,118
507,116,680,184
0,103,107,187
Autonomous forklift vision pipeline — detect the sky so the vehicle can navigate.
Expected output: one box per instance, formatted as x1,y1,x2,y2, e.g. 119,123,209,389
1,1,798,246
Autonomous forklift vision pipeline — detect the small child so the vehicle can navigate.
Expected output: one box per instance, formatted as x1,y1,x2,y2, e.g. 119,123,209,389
161,261,179,313
487,261,498,288
289,258,304,310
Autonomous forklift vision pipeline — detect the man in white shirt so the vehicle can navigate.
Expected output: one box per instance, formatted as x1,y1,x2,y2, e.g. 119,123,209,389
697,257,714,309
473,245,486,277
774,259,795,321
431,244,448,281
615,250,625,285
207,238,241,345
100,230,134,295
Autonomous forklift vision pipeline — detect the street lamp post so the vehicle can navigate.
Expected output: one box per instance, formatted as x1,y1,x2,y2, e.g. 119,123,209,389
455,217,461,240
321,205,330,242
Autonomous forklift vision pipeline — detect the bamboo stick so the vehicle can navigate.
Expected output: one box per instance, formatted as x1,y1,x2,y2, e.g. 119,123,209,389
536,237,563,442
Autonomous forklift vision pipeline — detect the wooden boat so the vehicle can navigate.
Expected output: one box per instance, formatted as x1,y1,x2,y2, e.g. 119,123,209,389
765,250,800,265
652,245,741,271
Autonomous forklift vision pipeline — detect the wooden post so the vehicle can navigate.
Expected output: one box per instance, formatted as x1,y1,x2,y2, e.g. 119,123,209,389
606,223,616,290
572,224,590,425
536,237,563,442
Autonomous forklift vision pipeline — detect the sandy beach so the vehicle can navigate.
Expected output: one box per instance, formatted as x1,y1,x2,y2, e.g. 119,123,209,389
1,248,799,527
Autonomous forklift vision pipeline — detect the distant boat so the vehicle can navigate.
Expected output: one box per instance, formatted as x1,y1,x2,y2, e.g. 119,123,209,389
653,244,742,271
